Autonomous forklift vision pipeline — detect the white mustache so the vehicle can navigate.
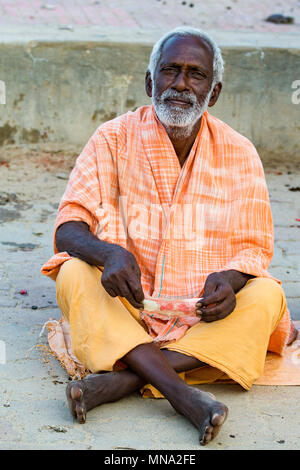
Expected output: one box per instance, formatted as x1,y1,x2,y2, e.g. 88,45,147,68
160,90,198,106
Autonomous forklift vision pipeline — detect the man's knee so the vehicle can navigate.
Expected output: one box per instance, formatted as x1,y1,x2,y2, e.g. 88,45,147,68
249,277,284,303
58,257,89,277
57,257,98,286
244,277,286,327
56,258,102,308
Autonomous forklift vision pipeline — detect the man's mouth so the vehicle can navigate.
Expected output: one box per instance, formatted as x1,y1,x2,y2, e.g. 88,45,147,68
165,98,192,107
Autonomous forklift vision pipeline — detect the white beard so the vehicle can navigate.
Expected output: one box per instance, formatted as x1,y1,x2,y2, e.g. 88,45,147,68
152,85,212,138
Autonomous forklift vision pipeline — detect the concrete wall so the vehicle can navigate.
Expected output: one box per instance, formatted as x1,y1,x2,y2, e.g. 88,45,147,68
1,26,299,165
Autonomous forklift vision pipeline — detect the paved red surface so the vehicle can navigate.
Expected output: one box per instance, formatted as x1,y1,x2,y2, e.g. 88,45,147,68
0,0,299,33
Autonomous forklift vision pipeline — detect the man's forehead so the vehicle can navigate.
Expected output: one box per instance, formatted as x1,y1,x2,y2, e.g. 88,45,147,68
159,35,214,69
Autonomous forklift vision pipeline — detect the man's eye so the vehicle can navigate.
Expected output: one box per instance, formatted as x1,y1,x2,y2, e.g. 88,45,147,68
162,67,177,73
190,71,205,79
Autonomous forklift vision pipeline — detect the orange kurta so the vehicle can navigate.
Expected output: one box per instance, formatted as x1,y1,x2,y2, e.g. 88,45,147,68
41,105,291,355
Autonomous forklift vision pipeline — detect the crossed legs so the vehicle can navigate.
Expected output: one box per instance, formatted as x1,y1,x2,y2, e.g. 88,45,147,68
66,346,228,446
57,258,228,445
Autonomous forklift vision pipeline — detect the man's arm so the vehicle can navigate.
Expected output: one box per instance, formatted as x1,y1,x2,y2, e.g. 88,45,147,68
56,221,114,267
56,221,144,309
196,270,254,322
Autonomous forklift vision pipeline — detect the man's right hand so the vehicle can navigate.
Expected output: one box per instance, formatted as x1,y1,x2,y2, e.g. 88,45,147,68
101,245,145,309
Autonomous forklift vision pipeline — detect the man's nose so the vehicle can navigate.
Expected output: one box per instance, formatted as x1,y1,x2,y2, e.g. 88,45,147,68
172,71,189,92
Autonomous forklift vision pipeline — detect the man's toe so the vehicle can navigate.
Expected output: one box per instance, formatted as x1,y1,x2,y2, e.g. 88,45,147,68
75,403,86,424
199,422,212,445
66,385,77,418
211,406,228,426
70,384,83,401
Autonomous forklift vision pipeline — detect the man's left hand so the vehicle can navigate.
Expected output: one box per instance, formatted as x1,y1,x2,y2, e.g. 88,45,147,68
196,272,236,322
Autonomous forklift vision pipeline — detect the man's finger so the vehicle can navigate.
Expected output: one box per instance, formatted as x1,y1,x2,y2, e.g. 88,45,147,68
201,281,234,306
101,279,118,297
105,287,118,298
121,282,144,309
201,290,226,307
201,298,235,320
195,296,204,307
202,294,234,312
203,278,217,298
199,278,219,308
127,279,145,304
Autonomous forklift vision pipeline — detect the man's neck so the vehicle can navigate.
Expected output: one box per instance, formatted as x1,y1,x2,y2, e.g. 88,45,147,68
164,117,202,167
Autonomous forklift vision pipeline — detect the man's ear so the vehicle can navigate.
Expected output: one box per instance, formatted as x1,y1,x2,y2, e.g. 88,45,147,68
145,70,153,98
208,82,222,107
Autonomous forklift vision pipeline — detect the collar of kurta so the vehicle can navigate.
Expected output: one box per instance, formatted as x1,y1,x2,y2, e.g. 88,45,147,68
140,105,206,207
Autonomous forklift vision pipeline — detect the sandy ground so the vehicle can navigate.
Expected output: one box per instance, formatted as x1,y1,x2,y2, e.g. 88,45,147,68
0,146,299,450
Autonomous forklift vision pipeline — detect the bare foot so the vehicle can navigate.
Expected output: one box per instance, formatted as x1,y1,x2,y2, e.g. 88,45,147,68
66,380,87,424
170,386,228,446
66,373,228,446
66,371,144,424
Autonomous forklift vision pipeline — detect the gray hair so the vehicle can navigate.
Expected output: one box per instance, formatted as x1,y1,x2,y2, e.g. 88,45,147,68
148,26,224,86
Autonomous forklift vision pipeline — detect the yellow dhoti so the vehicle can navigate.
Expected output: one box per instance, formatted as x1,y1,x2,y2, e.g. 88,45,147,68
56,258,287,394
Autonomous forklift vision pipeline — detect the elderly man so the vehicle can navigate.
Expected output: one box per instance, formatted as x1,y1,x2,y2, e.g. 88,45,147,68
42,27,291,445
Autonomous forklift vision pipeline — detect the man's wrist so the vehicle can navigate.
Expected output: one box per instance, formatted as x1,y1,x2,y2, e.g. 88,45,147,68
56,221,118,268
218,270,254,293
96,241,117,266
